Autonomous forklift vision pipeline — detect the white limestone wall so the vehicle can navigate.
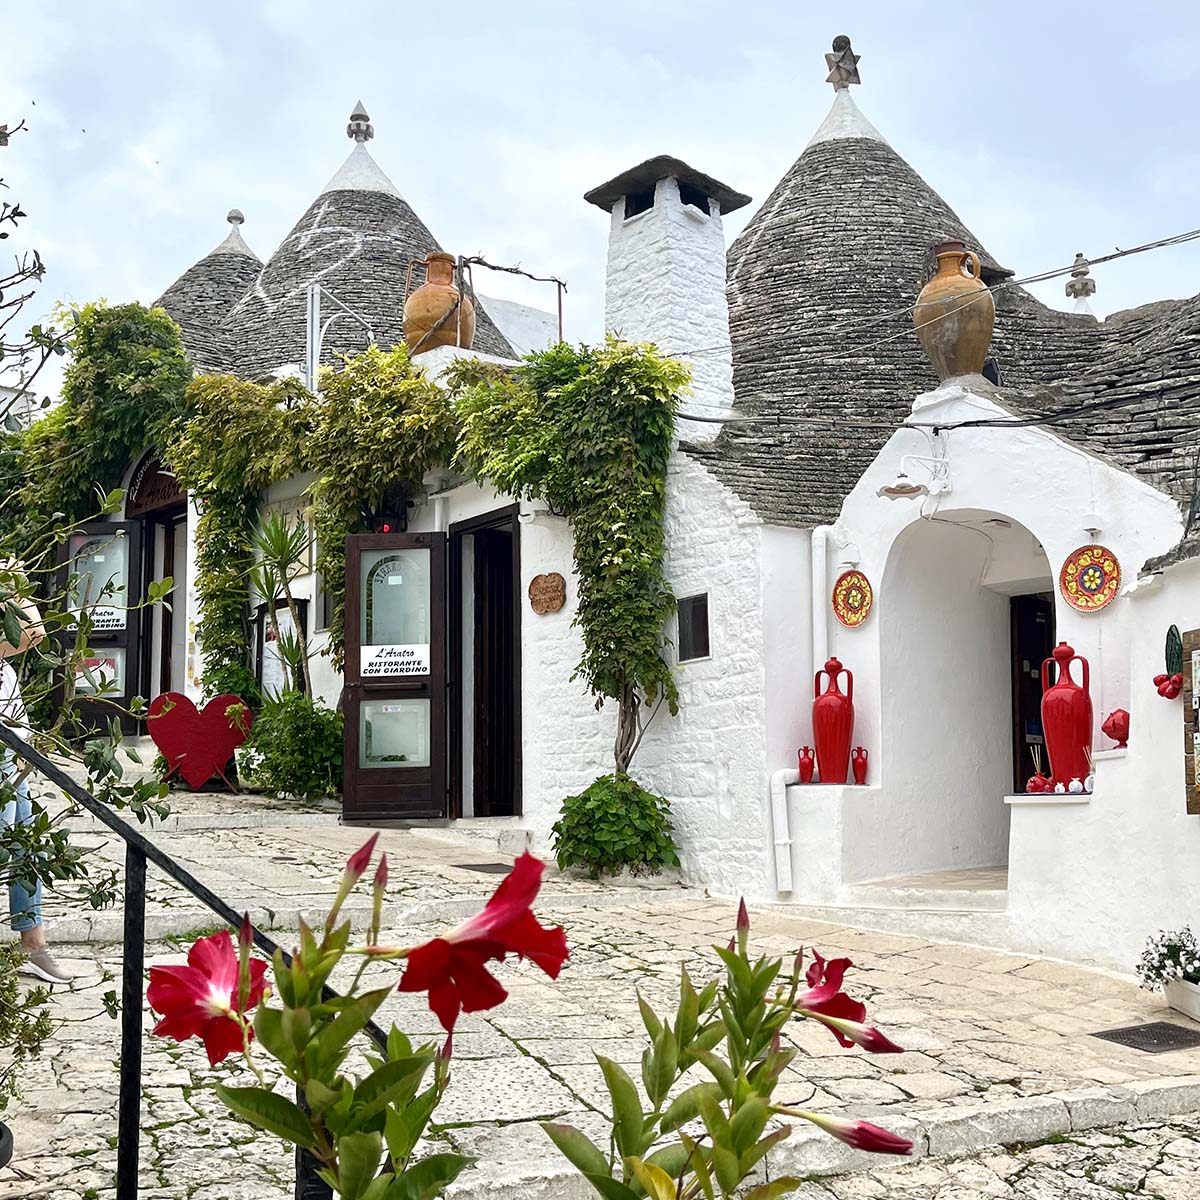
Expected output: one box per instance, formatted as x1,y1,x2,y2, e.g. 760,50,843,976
632,453,772,896
604,179,733,443
782,378,1183,901
1007,562,1200,972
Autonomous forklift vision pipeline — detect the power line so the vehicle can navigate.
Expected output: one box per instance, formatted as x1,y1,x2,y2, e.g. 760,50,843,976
672,223,1200,361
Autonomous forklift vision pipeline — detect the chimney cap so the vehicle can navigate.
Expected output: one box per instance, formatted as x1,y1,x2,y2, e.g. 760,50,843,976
584,155,751,214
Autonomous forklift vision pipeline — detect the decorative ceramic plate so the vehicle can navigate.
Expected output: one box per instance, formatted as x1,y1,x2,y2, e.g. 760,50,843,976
833,569,873,627
1059,544,1121,612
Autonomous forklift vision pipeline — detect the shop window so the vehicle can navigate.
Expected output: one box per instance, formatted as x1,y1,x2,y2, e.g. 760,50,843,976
677,593,710,662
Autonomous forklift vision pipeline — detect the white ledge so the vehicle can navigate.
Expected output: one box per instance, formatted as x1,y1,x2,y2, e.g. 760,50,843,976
1092,748,1128,761
1005,793,1091,807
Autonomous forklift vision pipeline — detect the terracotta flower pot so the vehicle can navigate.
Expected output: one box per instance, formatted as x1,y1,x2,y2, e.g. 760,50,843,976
913,239,995,379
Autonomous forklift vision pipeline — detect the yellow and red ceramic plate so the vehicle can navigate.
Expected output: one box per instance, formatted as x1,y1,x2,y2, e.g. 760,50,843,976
833,569,873,628
1059,544,1121,612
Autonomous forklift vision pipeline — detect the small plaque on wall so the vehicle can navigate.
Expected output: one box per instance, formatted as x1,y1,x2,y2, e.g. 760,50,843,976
528,572,566,615
1182,628,1200,815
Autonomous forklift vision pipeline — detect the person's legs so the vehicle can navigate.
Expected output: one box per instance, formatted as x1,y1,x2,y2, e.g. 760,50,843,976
3,754,69,983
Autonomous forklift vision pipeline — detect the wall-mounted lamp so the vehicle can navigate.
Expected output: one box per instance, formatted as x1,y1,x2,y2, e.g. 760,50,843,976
1082,512,1105,537
877,472,928,500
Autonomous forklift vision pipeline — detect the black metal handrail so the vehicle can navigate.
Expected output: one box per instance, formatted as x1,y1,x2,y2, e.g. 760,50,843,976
0,722,385,1200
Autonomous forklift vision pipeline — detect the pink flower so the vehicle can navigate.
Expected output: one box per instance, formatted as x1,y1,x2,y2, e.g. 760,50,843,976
801,1006,904,1053
399,852,568,1032
148,931,269,1066
345,832,380,884
796,1110,913,1155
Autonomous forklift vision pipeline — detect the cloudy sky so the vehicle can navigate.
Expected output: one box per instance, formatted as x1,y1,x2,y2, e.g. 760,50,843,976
3,0,1198,397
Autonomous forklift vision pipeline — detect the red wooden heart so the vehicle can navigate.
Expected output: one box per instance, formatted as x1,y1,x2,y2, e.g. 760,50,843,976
147,691,252,790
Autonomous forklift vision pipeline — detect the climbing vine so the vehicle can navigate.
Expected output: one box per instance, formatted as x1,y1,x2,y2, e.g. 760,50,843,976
452,337,688,775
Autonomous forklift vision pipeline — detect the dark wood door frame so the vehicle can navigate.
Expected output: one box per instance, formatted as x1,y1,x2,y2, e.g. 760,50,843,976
447,505,522,819
1009,593,1055,791
342,532,447,822
136,507,188,705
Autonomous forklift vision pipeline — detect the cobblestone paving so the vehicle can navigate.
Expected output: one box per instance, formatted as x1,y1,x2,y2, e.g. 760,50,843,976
795,1115,1200,1199
4,799,1200,1198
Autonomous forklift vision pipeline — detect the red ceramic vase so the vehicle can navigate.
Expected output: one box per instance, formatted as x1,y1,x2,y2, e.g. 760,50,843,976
1025,773,1051,794
813,657,854,785
851,746,869,785
1101,708,1129,749
798,746,815,784
1040,642,1093,786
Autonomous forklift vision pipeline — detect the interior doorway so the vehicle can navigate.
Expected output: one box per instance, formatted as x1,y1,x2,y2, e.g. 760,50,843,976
1010,593,1055,791
127,452,188,703
449,507,521,818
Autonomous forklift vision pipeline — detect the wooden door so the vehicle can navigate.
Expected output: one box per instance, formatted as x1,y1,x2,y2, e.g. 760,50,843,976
59,521,142,735
342,532,446,821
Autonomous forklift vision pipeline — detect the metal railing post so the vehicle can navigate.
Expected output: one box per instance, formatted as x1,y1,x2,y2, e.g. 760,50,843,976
295,1086,334,1200
116,843,147,1200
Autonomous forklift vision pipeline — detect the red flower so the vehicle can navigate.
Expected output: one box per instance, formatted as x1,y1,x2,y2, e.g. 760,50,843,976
148,930,269,1065
795,1110,913,1155
399,852,568,1031
796,949,901,1052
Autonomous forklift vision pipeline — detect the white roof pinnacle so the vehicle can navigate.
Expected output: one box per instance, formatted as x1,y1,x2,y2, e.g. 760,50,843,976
806,88,889,150
319,140,403,199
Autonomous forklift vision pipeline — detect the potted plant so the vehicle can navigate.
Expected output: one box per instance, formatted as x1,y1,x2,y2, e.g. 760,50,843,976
1138,927,1200,1020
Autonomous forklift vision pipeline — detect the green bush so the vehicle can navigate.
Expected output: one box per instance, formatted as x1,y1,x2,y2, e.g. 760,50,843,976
551,773,680,878
240,693,343,800
0,944,52,1115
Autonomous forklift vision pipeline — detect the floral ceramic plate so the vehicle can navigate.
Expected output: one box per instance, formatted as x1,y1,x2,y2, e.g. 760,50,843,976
1059,544,1121,612
833,569,874,627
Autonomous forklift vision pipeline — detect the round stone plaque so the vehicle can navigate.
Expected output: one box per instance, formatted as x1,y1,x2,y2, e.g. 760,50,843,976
528,572,566,615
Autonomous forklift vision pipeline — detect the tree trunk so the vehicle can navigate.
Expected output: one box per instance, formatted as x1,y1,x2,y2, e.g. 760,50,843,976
613,680,638,777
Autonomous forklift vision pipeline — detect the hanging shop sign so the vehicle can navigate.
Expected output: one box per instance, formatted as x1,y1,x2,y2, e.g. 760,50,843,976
528,572,566,615
1059,544,1121,612
832,569,873,628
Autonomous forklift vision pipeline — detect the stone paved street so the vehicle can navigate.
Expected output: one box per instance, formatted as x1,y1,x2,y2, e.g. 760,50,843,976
4,793,1200,1198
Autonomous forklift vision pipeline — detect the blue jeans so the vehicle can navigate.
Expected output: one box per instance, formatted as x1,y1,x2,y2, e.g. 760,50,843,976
2,755,41,932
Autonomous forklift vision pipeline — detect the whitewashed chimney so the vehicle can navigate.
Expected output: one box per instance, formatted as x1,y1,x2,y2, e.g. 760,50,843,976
584,157,750,443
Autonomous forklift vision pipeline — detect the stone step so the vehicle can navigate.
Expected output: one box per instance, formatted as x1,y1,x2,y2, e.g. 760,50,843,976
841,881,1009,912
776,901,1013,949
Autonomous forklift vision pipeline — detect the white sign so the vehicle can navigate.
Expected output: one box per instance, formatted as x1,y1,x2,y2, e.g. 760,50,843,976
88,607,126,631
361,644,430,678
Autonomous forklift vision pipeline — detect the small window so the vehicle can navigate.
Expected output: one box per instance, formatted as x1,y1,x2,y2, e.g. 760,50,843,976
677,593,710,662
678,182,710,214
623,188,655,220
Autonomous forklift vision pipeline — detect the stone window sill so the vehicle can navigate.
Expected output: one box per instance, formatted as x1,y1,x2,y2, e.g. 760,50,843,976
1004,793,1091,807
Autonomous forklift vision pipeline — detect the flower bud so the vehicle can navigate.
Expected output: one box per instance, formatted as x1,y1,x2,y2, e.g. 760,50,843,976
346,832,381,884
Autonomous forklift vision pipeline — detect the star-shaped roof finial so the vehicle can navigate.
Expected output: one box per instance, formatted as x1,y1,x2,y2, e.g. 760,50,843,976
825,35,861,91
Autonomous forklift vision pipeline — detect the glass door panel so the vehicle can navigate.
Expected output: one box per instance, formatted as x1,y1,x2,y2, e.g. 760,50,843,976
359,547,431,678
359,698,431,769
67,529,130,631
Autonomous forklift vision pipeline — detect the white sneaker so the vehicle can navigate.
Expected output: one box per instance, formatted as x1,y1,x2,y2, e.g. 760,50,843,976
19,947,74,985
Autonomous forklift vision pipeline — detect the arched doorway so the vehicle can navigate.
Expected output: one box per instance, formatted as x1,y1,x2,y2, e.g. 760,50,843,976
877,509,1054,880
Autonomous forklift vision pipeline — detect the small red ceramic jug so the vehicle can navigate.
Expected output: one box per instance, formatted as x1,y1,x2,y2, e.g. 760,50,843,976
1025,772,1052,794
797,746,815,784
851,746,869,785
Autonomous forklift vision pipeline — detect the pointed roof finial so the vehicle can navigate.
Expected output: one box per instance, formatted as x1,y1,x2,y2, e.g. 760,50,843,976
1065,252,1096,314
347,101,374,143
825,35,861,91
227,208,245,226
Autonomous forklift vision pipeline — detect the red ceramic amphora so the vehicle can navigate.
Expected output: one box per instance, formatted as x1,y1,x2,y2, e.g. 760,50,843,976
813,657,854,784
1041,642,1093,786
797,746,815,784
851,746,869,785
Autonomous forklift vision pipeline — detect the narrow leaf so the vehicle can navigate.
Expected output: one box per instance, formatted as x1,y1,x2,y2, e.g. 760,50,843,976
214,1084,316,1149
597,1055,645,1159
544,1122,610,1178
336,1131,383,1200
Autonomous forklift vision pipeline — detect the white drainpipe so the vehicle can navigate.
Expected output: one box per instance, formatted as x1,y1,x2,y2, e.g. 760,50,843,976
770,524,835,895
770,767,799,891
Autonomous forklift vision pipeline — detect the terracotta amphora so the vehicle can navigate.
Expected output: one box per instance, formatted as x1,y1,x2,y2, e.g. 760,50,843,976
403,251,476,355
913,239,995,379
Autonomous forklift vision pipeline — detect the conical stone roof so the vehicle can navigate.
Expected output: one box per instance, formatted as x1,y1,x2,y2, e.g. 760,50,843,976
225,117,513,380
156,211,261,374
688,85,1104,526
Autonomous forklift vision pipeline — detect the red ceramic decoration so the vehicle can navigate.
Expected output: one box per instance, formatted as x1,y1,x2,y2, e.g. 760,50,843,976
1155,673,1184,700
813,657,854,784
797,746,815,784
1040,643,1093,786
832,570,873,628
851,746,869,785
148,691,252,790
1025,772,1052,794
1101,708,1129,748
1059,544,1121,612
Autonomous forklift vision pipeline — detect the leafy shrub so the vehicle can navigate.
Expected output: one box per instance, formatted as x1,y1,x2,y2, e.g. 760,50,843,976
0,944,52,1114
551,773,680,878
240,693,342,800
